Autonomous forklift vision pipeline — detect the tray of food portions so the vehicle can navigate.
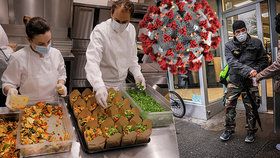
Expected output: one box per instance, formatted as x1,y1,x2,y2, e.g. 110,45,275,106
16,99,74,157
123,84,173,127
68,88,152,153
0,109,20,158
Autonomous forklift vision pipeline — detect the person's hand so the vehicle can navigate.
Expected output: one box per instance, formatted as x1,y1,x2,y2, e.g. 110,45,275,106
135,75,146,90
95,87,108,109
249,70,257,78
56,83,67,97
256,73,261,82
5,88,18,111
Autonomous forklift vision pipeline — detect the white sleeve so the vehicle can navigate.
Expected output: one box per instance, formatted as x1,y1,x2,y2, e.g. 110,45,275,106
57,51,67,81
1,55,21,93
85,27,105,91
0,25,9,47
128,26,142,78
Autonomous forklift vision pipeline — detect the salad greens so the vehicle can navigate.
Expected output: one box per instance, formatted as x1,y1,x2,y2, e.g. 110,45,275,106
127,89,165,112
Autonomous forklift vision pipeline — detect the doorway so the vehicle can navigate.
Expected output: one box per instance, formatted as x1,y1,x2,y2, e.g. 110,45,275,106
221,0,272,113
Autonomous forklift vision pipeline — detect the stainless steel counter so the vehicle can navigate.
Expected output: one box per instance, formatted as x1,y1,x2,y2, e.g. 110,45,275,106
32,124,179,158
1,106,179,158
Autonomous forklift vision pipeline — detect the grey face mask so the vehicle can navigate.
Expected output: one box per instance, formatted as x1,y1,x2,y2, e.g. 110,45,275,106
236,32,247,43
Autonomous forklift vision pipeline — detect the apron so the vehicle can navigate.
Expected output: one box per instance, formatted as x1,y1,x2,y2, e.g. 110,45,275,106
19,49,58,104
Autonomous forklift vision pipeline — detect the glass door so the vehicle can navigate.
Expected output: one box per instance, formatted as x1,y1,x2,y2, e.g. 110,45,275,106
222,2,269,112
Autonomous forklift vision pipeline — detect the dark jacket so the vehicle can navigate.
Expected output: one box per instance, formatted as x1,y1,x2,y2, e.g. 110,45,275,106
225,35,268,87
256,50,280,92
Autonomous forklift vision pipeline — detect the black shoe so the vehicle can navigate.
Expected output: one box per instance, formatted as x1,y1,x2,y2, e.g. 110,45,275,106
245,132,255,143
220,130,234,141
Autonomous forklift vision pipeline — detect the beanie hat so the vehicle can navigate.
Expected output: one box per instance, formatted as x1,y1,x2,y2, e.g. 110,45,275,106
232,20,246,32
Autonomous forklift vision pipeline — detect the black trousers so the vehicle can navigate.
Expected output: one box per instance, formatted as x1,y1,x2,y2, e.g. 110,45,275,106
0,88,6,107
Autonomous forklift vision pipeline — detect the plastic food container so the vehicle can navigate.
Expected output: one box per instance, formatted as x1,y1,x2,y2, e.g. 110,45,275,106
123,84,174,127
16,99,74,157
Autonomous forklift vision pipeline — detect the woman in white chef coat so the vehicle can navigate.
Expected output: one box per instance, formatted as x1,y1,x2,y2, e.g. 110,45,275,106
85,0,146,108
1,16,67,109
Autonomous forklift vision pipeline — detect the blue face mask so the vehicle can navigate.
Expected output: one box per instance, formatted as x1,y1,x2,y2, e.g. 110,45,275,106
35,43,51,56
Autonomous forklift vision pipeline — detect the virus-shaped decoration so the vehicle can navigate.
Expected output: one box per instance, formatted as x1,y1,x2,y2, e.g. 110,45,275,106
139,0,221,74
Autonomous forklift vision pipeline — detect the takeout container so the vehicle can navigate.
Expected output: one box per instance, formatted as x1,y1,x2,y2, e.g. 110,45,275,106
16,99,74,157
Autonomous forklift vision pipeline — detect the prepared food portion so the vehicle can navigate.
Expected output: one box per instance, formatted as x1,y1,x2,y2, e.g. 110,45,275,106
0,119,19,158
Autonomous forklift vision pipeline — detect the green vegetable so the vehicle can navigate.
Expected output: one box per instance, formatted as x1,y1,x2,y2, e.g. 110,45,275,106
98,115,107,124
2,144,10,151
125,125,135,133
127,89,165,112
124,110,134,120
135,123,147,132
107,127,118,136
116,102,124,108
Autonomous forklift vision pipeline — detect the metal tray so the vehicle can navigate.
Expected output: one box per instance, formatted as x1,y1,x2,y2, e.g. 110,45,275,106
0,108,20,121
123,84,174,127
16,99,74,157
67,89,150,154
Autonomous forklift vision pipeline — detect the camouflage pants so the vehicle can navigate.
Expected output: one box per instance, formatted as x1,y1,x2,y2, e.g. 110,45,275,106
224,83,260,133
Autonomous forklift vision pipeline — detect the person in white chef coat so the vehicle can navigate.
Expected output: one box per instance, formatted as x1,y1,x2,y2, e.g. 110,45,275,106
85,0,146,108
1,16,67,110
0,24,16,106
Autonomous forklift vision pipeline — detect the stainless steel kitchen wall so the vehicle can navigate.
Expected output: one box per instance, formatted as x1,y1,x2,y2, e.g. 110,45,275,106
0,0,72,35
44,0,72,28
72,6,95,39
13,0,44,24
0,0,9,24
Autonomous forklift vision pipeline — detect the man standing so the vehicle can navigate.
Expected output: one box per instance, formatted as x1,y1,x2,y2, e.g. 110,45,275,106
219,20,268,143
85,0,145,108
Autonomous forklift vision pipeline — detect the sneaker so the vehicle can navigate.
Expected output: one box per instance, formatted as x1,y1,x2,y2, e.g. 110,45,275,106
245,132,255,143
276,144,280,151
220,130,235,141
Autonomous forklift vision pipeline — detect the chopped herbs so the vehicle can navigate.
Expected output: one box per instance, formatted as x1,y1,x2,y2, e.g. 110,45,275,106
127,89,165,112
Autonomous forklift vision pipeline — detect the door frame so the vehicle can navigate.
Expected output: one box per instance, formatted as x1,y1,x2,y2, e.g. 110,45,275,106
221,1,268,112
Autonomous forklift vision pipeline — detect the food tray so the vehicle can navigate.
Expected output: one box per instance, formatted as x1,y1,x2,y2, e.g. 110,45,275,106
123,84,174,127
16,99,74,157
69,106,150,153
0,108,20,158
67,88,151,154
0,108,19,121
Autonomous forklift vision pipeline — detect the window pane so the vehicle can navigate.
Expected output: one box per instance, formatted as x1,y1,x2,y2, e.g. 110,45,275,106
222,0,256,11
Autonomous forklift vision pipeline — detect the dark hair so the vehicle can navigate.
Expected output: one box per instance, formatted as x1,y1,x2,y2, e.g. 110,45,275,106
275,13,280,34
23,16,50,39
232,20,246,32
111,0,134,16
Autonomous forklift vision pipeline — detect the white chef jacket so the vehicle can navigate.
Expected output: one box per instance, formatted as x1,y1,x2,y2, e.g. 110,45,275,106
0,25,8,47
1,46,66,103
85,19,142,91
0,24,12,88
